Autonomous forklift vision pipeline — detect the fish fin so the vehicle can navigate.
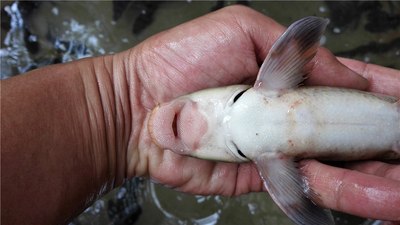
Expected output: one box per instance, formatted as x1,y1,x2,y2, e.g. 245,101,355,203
254,152,335,225
254,17,328,91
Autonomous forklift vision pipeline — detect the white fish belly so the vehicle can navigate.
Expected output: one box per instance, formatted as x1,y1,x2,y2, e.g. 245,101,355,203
286,88,398,159
228,87,400,160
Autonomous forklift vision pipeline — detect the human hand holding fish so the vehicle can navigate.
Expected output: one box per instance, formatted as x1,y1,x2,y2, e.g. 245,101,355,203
139,6,400,224
2,5,399,225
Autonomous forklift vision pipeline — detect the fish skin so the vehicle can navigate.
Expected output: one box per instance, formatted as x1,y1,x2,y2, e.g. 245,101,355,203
227,87,400,161
148,16,400,225
152,85,400,162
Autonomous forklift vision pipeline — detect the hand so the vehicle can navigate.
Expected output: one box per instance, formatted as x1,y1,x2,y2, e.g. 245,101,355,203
126,5,400,221
3,5,399,225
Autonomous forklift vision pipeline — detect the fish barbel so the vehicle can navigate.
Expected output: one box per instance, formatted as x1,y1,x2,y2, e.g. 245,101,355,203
148,16,400,225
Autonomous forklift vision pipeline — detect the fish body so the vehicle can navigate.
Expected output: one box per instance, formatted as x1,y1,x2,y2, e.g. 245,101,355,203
148,16,400,225
227,86,399,161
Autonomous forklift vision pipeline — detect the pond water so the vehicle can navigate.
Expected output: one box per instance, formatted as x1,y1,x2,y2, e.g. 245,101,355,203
1,1,399,225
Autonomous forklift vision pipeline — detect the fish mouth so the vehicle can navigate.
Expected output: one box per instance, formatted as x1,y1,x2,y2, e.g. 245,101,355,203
172,112,178,138
148,101,186,152
148,99,208,154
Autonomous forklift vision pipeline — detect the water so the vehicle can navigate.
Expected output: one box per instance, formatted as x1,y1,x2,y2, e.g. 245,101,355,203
2,1,399,225
1,1,399,79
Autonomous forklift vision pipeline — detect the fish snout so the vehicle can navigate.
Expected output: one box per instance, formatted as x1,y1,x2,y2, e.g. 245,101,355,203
148,99,208,155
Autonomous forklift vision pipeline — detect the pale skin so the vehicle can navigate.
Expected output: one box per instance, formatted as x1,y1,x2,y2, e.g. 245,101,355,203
2,5,399,225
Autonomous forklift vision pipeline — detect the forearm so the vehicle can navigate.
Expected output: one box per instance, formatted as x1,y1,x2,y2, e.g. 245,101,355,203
1,52,133,224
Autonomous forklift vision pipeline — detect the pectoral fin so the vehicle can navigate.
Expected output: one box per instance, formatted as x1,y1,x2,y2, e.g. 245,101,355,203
254,152,334,225
254,16,328,91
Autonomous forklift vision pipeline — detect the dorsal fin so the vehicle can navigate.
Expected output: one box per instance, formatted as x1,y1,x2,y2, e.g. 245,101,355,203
254,17,329,91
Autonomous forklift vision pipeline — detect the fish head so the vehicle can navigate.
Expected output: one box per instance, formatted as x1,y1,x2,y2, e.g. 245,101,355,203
148,84,251,162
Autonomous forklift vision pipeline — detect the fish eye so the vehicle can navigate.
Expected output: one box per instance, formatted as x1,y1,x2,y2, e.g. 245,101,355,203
233,89,248,103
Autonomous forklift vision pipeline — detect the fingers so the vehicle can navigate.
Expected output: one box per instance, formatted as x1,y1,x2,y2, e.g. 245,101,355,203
306,49,369,90
300,160,400,221
338,57,400,97
345,161,400,181
148,147,263,196
233,163,265,195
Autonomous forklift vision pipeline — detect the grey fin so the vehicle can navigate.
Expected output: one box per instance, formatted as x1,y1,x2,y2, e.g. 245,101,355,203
254,16,328,91
254,152,335,225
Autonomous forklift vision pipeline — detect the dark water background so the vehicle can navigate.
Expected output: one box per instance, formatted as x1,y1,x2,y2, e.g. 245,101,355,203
1,1,399,225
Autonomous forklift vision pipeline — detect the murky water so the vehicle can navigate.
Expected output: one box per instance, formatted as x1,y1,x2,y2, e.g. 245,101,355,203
2,1,399,225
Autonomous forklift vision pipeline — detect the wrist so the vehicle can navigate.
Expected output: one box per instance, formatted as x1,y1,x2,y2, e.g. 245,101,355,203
77,52,135,188
112,48,153,179
81,46,155,185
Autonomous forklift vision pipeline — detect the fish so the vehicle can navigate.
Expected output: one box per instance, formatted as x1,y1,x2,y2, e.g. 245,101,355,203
148,16,400,225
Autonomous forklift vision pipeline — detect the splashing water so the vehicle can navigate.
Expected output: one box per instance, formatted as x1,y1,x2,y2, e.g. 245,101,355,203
1,2,110,79
1,2,35,79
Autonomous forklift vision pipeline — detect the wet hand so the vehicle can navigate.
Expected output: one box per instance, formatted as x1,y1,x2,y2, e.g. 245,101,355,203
301,160,400,222
123,5,399,221
300,59,400,222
